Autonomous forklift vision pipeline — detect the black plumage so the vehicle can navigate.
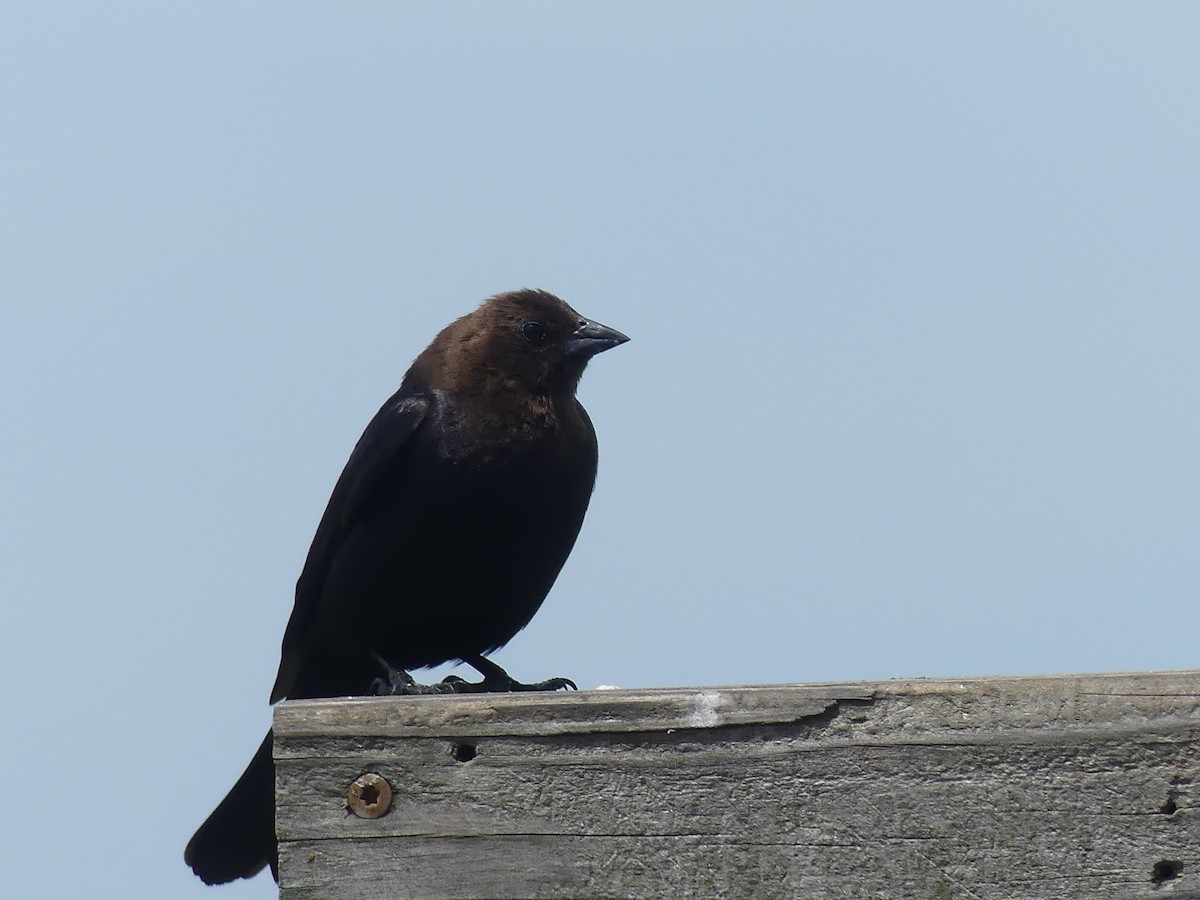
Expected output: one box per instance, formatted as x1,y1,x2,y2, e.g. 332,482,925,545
185,289,627,884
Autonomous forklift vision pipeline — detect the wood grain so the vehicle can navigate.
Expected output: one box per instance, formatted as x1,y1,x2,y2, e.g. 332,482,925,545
274,671,1200,899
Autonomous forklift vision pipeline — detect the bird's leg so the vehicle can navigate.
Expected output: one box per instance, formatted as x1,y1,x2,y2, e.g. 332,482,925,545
369,654,459,695
438,655,577,693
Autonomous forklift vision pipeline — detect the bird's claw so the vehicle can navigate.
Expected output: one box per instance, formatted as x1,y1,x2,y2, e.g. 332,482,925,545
370,655,459,695
517,676,578,692
436,675,577,693
370,654,577,695
448,657,578,693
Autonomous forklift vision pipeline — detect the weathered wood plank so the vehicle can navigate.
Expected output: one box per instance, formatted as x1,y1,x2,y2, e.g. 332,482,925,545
275,671,1200,899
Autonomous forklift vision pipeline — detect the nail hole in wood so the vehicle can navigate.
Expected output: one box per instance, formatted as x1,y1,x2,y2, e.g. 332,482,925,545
451,742,477,762
1152,860,1183,885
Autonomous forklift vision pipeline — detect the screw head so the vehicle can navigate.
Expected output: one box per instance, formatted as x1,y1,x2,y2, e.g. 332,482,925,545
347,772,392,819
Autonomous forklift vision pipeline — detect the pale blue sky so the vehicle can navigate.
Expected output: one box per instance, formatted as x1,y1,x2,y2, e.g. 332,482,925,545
2,4,1198,898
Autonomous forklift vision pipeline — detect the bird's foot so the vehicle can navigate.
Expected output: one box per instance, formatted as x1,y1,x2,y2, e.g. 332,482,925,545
440,656,577,693
370,655,459,695
438,674,577,693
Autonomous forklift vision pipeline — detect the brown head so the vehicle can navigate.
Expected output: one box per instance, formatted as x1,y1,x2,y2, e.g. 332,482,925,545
410,289,629,401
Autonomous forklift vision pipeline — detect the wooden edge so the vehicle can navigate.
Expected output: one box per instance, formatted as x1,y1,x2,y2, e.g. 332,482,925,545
273,669,1200,740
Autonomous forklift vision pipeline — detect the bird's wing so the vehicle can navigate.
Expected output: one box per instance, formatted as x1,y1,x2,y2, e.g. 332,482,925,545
269,389,430,702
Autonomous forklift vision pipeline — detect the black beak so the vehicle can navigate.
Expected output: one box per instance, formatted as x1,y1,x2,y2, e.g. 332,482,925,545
563,317,630,359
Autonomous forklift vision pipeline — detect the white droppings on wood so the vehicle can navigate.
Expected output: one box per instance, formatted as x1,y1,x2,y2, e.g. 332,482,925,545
683,690,722,728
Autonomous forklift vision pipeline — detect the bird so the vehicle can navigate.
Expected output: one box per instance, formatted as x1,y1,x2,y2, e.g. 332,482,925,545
184,289,628,885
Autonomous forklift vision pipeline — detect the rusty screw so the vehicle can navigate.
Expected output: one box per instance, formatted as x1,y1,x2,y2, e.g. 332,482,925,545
347,772,393,819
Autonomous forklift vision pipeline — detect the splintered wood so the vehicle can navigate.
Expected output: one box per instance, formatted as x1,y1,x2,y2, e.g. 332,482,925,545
274,671,1199,899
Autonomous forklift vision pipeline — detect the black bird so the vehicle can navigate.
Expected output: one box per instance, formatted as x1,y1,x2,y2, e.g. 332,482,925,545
185,289,628,884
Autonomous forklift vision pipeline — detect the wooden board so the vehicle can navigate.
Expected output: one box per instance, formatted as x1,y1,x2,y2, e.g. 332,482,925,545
274,671,1200,899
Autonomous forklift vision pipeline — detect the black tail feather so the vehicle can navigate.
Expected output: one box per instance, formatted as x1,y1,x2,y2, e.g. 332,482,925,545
184,730,277,884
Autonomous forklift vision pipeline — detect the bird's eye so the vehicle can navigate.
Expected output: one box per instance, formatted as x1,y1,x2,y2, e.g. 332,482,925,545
522,322,547,346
